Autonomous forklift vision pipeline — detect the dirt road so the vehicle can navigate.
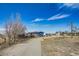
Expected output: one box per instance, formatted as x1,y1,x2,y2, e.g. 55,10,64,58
0,38,42,56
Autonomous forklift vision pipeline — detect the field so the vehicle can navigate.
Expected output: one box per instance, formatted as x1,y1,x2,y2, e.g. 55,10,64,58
41,36,79,56
0,35,79,56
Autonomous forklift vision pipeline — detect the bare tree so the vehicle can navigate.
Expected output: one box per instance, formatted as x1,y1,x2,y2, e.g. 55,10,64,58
5,13,26,44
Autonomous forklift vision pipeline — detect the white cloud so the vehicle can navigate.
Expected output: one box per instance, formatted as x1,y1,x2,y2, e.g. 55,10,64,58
32,3,78,22
32,13,70,22
32,18,45,22
59,3,79,10
48,3,78,21
64,3,74,7
48,13,70,20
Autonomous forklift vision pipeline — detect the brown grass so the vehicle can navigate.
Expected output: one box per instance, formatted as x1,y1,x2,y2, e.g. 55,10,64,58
41,36,79,56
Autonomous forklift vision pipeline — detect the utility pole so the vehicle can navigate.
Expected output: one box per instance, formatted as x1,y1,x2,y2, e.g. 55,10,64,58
69,21,79,37
70,22,74,38
70,22,73,34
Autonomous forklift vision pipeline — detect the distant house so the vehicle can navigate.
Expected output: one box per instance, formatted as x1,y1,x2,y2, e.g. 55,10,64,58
25,31,44,37
76,32,79,36
55,32,61,36
45,33,52,36
67,32,79,36
55,31,79,36
55,31,69,36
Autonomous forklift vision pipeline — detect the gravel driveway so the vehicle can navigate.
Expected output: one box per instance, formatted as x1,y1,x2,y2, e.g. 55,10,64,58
0,38,42,56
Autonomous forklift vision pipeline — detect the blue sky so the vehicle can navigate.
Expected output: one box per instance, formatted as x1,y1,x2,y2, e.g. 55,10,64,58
0,3,79,33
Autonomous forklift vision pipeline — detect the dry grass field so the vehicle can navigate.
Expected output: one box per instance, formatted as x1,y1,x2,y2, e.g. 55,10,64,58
0,37,9,50
0,38,5,44
41,36,79,56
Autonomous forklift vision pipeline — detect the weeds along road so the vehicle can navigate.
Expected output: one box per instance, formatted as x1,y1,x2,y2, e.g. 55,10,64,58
0,37,43,56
